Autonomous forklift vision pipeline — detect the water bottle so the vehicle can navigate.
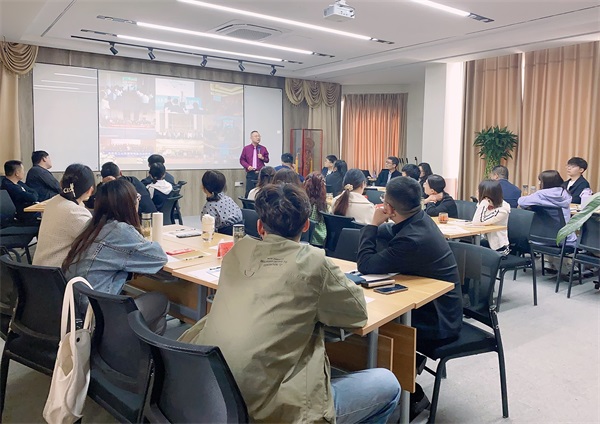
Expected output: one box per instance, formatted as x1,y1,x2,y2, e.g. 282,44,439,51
141,213,152,240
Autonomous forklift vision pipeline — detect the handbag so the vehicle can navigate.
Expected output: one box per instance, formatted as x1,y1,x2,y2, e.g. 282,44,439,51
43,277,95,424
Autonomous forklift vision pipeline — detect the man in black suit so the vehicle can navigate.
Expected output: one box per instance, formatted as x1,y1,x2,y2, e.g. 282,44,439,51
374,156,401,187
491,165,521,208
563,157,590,204
2,160,40,224
25,151,60,201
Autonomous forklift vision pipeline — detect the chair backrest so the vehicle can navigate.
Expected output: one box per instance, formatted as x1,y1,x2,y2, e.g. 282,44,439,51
300,219,316,243
364,189,383,204
73,282,152,423
238,197,255,210
330,228,361,261
160,195,183,225
579,215,600,254
455,200,477,220
128,310,249,423
241,208,259,238
526,205,566,245
321,212,357,252
448,241,502,328
507,208,535,254
0,250,16,339
0,255,66,344
0,189,16,228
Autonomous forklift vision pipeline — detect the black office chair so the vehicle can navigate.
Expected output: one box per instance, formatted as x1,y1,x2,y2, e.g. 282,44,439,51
241,208,259,238
329,228,361,262
217,225,234,236
419,242,508,423
238,197,256,210
172,181,186,225
72,283,155,423
496,208,537,311
364,189,383,205
0,255,67,417
160,195,183,225
526,205,575,292
455,200,477,220
128,310,249,423
300,219,317,244
0,248,15,340
321,212,356,254
0,190,39,263
567,215,600,298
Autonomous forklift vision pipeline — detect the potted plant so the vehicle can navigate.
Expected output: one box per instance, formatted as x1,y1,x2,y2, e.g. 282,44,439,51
473,126,519,177
557,192,600,244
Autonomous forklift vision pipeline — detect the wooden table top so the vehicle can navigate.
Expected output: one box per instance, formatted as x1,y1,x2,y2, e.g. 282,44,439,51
431,216,506,239
23,199,50,212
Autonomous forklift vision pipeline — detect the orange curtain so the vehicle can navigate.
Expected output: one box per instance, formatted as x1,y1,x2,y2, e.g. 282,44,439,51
341,93,407,174
518,41,599,192
459,54,522,200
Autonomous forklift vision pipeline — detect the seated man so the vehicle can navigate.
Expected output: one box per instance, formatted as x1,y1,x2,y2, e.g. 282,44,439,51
423,174,458,218
141,154,176,185
563,157,590,204
274,152,305,182
490,165,521,208
25,150,60,201
374,156,401,187
2,160,40,224
357,176,463,416
179,183,400,423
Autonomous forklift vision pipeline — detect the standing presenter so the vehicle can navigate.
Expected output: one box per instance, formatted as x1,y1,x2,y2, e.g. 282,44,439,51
240,130,269,197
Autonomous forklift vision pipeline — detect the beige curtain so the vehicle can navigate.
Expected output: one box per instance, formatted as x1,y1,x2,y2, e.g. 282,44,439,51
0,42,38,166
518,41,599,192
284,78,342,157
341,93,407,173
459,54,522,199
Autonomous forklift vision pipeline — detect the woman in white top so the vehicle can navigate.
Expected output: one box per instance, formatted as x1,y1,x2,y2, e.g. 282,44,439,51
332,168,375,225
33,164,96,267
472,179,510,255
247,166,275,201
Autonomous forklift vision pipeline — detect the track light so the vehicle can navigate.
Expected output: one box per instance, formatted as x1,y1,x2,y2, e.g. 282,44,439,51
147,48,155,60
238,61,245,72
270,65,276,76
109,43,118,55
200,55,207,67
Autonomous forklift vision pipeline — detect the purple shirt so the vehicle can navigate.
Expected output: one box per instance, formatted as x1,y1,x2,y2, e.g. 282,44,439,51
240,144,269,172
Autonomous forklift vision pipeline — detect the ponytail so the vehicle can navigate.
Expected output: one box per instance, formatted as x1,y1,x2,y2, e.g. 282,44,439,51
332,184,353,216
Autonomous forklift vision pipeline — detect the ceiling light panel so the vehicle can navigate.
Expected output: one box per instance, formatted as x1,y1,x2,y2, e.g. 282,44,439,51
410,0,469,17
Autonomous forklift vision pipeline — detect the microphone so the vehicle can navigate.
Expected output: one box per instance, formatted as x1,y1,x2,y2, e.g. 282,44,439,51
257,146,261,153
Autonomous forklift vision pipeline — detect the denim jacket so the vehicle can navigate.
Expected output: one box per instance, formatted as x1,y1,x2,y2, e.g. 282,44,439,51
64,220,167,295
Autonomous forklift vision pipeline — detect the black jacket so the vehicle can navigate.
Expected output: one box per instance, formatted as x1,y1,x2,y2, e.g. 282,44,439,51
25,165,60,201
357,210,463,341
1,178,40,223
326,172,344,197
424,192,458,218
374,169,401,187
563,177,590,204
85,176,157,214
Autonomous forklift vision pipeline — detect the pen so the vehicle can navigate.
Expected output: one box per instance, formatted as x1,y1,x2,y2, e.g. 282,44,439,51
209,266,221,271
181,255,204,261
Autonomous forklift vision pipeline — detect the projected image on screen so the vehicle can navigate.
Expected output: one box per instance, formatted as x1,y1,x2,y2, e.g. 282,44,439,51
98,70,244,170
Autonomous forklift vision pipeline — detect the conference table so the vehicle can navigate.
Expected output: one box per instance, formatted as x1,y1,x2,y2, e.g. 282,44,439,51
23,199,50,213
432,216,506,245
128,224,454,424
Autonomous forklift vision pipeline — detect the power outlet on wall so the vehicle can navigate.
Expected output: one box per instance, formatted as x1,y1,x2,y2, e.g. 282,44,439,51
234,181,243,187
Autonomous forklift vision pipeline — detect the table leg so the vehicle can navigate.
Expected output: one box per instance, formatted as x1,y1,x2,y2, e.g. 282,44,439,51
397,311,411,424
366,328,379,368
473,234,481,245
198,284,208,318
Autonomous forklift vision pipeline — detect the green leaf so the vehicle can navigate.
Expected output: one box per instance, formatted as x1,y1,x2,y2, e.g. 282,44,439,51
556,193,600,244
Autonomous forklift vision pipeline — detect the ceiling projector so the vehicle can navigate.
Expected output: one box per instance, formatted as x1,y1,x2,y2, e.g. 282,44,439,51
323,0,355,21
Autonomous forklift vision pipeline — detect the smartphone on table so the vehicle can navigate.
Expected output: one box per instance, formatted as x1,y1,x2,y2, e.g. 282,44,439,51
374,284,408,295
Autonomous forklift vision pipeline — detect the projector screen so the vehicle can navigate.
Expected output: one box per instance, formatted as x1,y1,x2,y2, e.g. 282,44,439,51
33,64,282,172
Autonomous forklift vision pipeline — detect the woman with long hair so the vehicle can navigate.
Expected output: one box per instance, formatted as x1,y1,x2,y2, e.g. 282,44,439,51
33,163,96,267
63,178,169,333
303,172,327,246
471,179,510,255
418,162,433,197
201,170,243,235
326,160,347,196
248,166,275,200
332,168,375,225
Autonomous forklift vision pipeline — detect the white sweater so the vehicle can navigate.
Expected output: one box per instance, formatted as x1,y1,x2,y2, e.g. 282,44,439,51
33,195,92,268
472,199,510,250
333,191,375,225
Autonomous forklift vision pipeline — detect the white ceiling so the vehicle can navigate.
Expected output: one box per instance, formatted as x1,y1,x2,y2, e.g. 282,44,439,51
1,0,599,85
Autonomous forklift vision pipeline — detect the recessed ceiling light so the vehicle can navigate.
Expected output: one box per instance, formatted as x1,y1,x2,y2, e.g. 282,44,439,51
176,0,392,43
116,34,285,62
410,0,469,17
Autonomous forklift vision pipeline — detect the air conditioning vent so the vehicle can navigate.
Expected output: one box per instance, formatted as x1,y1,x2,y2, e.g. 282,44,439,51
214,23,282,41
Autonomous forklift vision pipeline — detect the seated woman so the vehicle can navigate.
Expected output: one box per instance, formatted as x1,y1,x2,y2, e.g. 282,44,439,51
423,174,458,218
63,178,169,334
201,170,243,235
33,163,96,267
518,170,576,246
472,179,511,255
272,167,303,187
418,162,433,197
248,166,275,200
303,172,328,246
332,168,375,225
145,162,173,210
326,160,347,196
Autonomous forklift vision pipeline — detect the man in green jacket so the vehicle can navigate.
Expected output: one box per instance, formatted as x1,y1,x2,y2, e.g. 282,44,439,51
180,183,400,423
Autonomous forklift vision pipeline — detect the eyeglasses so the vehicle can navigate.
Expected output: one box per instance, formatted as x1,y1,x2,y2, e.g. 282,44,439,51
380,194,386,203
136,193,142,202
